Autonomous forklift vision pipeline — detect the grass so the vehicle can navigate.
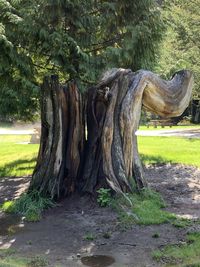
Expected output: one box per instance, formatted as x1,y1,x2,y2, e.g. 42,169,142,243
1,190,55,222
138,136,200,167
0,249,48,267
152,232,200,267
0,135,39,177
83,233,96,241
0,128,200,178
112,189,176,226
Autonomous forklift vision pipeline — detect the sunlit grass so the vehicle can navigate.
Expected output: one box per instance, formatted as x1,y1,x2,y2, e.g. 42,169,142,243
1,133,200,179
0,249,48,267
112,189,176,226
153,232,200,266
0,135,39,177
138,136,200,167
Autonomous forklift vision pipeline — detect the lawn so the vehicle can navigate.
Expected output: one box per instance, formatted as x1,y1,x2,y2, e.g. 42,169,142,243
0,134,200,178
138,136,200,167
0,135,39,177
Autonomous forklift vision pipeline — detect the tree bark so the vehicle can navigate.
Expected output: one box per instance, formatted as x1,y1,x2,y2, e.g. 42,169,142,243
29,76,85,198
30,68,193,198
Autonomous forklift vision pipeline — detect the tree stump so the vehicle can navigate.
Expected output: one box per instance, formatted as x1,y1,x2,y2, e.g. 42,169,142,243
30,68,193,199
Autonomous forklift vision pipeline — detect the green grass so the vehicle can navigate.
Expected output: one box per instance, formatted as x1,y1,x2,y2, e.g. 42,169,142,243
0,249,48,267
83,233,96,241
0,135,39,177
152,232,200,267
138,136,200,167
112,189,175,226
1,190,55,222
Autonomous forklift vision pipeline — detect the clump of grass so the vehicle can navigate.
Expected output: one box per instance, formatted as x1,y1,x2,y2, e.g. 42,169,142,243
152,232,160,238
0,248,17,257
172,218,193,228
103,232,111,239
0,249,47,267
1,190,55,222
112,189,175,226
27,256,48,267
152,232,200,266
83,233,96,241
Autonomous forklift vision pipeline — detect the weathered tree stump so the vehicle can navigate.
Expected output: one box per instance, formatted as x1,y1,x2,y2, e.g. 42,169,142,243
30,68,193,199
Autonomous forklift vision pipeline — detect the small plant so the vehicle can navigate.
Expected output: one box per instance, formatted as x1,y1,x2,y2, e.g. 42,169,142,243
97,188,112,207
152,232,160,238
103,232,111,239
1,190,55,222
83,233,96,241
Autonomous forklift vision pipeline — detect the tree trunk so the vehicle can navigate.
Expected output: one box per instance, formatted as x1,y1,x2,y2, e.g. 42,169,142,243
191,100,200,123
29,76,85,198
30,68,193,199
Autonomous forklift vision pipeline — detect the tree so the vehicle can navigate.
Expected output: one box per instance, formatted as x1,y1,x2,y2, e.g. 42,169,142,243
154,0,200,122
30,68,193,198
0,0,39,121
1,1,192,199
0,0,164,120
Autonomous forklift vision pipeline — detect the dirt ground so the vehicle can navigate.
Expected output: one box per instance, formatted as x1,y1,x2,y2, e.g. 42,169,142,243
0,164,200,267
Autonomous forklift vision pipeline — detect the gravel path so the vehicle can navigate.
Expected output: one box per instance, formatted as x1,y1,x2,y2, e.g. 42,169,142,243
1,123,200,138
137,128,200,138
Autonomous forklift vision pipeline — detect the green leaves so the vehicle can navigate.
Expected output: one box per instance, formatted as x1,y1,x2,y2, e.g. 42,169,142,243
97,188,112,207
155,0,200,98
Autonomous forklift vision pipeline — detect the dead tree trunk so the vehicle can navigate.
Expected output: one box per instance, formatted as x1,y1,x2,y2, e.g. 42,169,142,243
30,69,193,199
29,76,85,198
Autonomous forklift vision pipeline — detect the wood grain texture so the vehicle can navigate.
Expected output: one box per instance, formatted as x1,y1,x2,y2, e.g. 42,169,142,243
31,69,193,198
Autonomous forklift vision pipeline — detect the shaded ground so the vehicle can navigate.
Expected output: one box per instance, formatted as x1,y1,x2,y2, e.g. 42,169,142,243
0,164,200,267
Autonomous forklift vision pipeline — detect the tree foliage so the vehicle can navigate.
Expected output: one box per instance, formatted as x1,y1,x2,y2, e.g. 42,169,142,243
0,0,164,120
155,0,200,98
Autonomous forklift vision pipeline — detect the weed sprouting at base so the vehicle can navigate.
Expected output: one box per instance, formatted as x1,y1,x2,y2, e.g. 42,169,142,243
97,188,112,207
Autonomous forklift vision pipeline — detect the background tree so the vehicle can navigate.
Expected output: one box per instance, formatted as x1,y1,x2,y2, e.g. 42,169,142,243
155,0,200,122
0,1,194,199
0,0,39,121
0,0,164,121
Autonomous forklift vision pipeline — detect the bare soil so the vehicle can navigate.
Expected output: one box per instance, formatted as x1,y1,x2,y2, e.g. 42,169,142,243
0,164,200,267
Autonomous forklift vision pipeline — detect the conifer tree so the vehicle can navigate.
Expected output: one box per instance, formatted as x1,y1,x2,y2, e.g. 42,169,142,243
0,1,193,198
0,0,164,120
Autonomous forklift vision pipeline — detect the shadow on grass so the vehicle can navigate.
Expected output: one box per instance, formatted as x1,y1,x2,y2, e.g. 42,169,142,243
140,154,172,165
0,158,37,178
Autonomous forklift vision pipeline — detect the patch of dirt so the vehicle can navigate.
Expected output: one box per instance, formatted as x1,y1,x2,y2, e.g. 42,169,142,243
0,164,200,267
146,164,200,219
